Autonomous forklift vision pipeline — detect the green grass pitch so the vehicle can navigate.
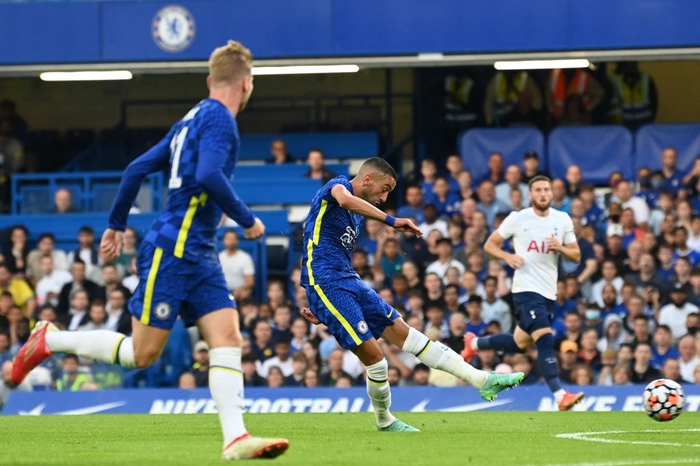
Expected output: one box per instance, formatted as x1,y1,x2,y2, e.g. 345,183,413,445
1,412,699,465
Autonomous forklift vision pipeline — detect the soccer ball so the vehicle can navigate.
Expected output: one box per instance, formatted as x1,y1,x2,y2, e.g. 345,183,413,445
642,378,685,422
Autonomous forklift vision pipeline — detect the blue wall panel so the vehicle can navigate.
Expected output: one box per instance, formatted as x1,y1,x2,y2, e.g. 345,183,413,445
101,0,333,61
570,0,700,49
333,0,570,54
0,3,101,64
1,0,700,65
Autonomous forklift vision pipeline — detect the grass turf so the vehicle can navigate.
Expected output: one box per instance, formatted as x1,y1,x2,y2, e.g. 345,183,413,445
1,412,699,465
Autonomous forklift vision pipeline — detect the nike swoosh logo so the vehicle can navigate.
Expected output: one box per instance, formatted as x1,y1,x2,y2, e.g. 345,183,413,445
410,398,512,412
19,401,127,416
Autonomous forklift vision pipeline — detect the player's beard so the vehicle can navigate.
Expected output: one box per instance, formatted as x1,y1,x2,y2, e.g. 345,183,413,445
532,198,551,213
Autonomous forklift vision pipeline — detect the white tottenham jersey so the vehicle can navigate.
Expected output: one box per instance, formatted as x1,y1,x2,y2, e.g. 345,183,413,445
497,207,576,300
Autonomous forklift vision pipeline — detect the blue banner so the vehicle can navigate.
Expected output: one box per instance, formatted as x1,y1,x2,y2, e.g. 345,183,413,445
2,0,700,64
4,385,700,415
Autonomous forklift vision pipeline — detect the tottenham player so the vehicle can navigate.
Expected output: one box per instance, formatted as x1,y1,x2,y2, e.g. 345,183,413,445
11,41,289,459
461,176,585,410
300,158,524,432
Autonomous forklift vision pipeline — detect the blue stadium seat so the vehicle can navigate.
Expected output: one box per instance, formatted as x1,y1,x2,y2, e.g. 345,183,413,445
233,179,321,205
16,186,51,214
238,132,378,161
548,126,634,184
91,183,121,212
234,163,349,180
458,128,546,182
635,123,700,174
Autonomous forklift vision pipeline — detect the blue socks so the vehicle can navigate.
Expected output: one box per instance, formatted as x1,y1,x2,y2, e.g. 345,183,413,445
476,334,525,354
534,333,563,393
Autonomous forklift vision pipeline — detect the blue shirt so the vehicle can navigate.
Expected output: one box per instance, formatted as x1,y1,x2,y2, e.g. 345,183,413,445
663,170,684,195
691,197,700,216
651,346,680,369
476,199,510,227
467,320,488,336
448,175,461,197
553,299,577,321
637,189,660,209
560,238,593,278
673,249,700,268
585,204,604,229
397,205,425,224
420,180,434,196
108,99,255,263
301,177,365,286
552,197,572,215
425,192,461,218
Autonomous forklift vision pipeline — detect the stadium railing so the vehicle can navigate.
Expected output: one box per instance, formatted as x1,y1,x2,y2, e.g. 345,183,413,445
60,129,377,172
233,163,349,179
11,171,164,215
237,132,378,161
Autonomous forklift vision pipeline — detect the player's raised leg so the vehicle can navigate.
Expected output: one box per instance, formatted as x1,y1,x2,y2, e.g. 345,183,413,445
352,337,418,432
462,325,530,362
382,319,524,402
12,317,162,385
198,308,289,459
463,325,584,410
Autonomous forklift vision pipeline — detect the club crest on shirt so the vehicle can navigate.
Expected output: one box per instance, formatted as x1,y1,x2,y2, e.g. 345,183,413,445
340,226,357,250
152,5,196,53
357,321,369,334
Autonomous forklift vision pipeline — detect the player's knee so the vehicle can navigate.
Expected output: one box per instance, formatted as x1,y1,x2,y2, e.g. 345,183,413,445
133,349,161,368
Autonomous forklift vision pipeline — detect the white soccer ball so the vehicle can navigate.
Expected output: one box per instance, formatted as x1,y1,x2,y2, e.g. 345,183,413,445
642,378,685,422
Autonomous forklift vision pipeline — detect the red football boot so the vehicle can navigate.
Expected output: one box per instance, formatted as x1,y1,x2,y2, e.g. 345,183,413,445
11,321,55,385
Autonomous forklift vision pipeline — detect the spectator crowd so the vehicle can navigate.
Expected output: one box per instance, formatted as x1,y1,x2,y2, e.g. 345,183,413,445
3,141,700,409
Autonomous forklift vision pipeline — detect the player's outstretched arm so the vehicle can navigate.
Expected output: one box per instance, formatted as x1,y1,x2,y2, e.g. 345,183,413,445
195,129,263,238
107,137,171,229
330,184,423,237
484,230,524,270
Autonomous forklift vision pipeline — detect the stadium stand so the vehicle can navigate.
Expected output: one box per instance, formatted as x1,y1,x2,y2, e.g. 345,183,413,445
458,128,546,181
547,126,634,183
635,123,700,174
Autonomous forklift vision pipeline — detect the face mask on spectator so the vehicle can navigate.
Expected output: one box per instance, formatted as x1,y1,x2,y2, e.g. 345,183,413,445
639,176,650,189
651,179,663,189
586,310,601,321
687,326,700,336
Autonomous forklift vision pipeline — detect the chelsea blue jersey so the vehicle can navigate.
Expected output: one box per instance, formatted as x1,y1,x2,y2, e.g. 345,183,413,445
108,99,256,263
301,177,365,286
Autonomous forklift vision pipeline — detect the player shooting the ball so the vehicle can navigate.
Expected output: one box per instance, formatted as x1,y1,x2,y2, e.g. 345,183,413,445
299,158,524,431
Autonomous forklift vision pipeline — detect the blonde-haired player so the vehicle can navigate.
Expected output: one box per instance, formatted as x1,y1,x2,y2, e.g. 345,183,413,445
11,41,288,460
462,175,585,410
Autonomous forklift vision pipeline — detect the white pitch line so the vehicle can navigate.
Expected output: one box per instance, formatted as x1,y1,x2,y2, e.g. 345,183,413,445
526,429,700,466
527,459,700,466
556,428,700,448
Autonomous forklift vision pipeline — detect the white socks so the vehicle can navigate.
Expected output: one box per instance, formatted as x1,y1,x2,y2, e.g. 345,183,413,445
554,389,566,402
209,347,247,447
365,359,396,428
402,327,488,389
45,330,136,368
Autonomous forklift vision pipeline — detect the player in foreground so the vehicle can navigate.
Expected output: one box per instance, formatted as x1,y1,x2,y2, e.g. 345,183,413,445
299,158,524,431
461,176,585,411
11,41,289,460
